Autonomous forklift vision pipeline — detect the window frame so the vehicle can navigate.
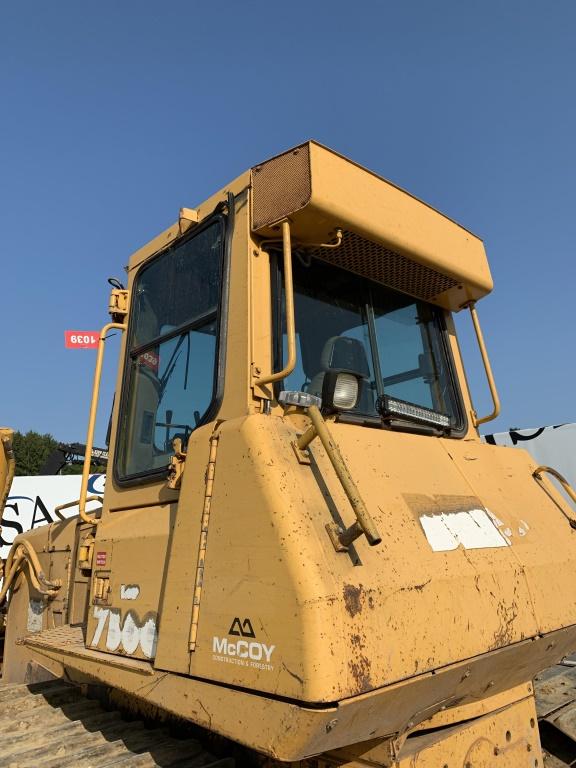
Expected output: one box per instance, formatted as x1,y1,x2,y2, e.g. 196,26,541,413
114,209,231,487
271,253,468,438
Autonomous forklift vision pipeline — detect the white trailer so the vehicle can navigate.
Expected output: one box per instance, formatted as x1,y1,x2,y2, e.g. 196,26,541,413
485,422,576,495
1,474,105,560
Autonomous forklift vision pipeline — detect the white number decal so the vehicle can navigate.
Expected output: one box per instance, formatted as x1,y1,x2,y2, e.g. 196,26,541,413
92,606,110,646
90,607,158,658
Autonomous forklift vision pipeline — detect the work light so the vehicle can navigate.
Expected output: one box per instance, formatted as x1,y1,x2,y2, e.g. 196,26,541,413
377,395,450,428
322,371,362,412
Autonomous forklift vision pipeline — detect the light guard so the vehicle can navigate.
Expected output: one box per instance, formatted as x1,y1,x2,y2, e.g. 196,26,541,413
278,391,322,409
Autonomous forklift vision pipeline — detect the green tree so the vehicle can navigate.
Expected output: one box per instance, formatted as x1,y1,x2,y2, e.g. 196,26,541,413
61,462,106,476
12,431,58,476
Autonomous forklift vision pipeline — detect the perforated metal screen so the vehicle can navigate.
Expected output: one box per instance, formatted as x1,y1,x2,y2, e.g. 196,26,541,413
308,230,459,302
252,145,312,231
251,143,461,303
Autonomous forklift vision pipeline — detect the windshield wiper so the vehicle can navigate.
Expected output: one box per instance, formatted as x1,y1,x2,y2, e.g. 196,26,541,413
382,417,446,437
159,333,187,400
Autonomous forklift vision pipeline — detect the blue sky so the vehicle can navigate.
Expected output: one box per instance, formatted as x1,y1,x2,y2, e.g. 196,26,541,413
1,1,575,445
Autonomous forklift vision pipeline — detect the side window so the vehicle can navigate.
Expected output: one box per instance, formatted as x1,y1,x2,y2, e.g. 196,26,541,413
372,300,459,419
373,303,434,407
117,220,223,480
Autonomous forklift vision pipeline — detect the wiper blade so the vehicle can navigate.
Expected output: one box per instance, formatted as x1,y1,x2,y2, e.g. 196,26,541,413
159,333,187,399
383,418,446,437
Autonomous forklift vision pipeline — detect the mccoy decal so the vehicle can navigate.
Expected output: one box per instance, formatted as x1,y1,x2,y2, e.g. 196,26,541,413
228,617,255,637
212,617,275,671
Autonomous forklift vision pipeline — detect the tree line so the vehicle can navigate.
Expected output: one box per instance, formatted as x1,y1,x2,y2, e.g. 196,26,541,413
11,431,105,476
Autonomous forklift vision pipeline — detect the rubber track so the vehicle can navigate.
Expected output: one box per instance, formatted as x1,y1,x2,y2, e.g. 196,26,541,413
0,680,234,768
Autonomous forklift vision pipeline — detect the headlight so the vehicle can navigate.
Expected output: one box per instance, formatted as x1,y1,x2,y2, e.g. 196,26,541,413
322,371,361,412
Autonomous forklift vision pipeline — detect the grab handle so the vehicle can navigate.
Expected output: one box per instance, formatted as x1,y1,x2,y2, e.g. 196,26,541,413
257,220,296,387
533,465,576,529
54,495,104,524
294,404,382,550
467,302,501,427
79,322,126,524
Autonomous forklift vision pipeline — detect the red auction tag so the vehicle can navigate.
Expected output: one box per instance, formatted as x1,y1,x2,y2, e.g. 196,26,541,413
65,331,100,349
139,350,159,373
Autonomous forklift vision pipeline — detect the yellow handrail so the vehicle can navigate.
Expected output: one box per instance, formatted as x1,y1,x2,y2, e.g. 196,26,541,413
78,322,126,525
467,302,501,427
257,220,297,387
533,465,576,529
53,495,104,521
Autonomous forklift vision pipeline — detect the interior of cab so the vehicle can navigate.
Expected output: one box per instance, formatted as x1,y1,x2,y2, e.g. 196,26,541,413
275,252,464,432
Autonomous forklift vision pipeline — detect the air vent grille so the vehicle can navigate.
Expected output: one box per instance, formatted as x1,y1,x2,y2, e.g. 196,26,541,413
309,230,459,301
252,144,312,231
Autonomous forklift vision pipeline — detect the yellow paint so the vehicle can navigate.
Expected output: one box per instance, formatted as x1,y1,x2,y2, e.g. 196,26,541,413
4,141,574,768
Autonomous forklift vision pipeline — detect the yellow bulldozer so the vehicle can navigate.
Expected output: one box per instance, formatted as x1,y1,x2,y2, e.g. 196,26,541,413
2,142,576,767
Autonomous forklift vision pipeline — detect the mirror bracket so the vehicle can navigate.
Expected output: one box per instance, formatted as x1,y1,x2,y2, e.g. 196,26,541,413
167,437,187,490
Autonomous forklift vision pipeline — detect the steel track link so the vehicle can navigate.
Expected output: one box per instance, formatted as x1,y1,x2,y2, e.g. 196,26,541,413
0,680,234,768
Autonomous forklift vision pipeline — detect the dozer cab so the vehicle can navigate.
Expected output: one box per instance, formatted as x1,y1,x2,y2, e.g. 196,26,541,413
3,142,576,767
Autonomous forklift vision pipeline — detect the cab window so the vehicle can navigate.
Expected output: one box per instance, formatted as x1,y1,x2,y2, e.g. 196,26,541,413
116,219,223,480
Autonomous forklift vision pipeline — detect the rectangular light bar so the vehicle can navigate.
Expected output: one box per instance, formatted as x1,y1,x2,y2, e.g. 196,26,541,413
379,395,450,428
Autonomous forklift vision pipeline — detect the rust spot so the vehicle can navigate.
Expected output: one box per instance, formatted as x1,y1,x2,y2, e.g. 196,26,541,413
343,584,363,617
403,493,483,523
350,633,366,650
349,655,372,694
400,578,432,593
490,600,519,649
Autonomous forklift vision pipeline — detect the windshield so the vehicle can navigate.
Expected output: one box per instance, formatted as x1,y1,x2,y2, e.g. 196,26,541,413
277,256,464,432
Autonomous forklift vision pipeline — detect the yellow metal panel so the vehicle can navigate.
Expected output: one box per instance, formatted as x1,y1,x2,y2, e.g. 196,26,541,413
126,170,250,273
84,503,173,661
447,440,576,634
395,695,541,767
163,413,576,703
24,628,573,762
154,422,220,672
251,141,493,310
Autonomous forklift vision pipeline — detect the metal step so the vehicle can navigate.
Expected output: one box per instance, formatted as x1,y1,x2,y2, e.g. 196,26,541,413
23,624,154,676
